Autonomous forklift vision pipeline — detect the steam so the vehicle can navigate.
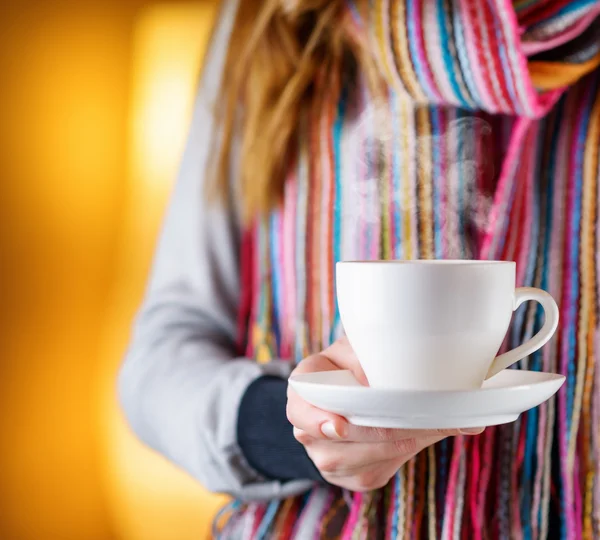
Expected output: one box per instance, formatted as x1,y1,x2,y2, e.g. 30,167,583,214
345,101,494,260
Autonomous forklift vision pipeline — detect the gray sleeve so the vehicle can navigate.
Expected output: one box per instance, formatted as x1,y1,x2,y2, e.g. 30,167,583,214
117,0,312,501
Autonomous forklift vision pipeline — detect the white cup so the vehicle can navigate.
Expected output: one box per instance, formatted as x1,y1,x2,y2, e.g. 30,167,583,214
336,260,559,391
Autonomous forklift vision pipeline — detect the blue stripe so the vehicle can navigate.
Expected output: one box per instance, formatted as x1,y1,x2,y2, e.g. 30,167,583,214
552,0,596,18
527,0,596,31
452,7,483,106
214,500,243,539
520,136,543,540
392,91,403,258
438,439,449,525
535,120,556,529
436,0,470,107
512,142,541,347
543,97,567,538
566,86,593,436
484,0,521,113
494,125,523,258
257,225,269,349
269,212,281,349
255,501,280,540
456,110,466,256
331,90,346,343
406,0,433,99
392,471,401,536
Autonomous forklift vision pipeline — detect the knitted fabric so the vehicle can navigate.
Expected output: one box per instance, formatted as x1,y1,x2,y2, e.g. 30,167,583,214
217,1,600,537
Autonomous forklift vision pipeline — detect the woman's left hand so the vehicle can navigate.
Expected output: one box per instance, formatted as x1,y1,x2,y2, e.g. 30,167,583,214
286,337,483,491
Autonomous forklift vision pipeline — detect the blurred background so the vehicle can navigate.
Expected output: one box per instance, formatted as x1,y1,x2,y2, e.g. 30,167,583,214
0,1,226,538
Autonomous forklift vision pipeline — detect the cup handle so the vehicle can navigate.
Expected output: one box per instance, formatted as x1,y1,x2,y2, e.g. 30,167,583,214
485,287,560,379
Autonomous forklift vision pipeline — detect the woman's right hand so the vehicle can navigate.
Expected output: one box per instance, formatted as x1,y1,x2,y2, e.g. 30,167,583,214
286,337,484,492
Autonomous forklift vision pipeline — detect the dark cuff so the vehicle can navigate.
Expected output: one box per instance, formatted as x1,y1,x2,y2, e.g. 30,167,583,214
237,375,324,483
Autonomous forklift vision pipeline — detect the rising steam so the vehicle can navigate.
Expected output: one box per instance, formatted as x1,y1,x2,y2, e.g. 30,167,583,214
346,101,495,259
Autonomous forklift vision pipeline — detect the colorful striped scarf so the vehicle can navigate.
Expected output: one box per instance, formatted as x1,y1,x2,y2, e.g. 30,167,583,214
217,0,600,538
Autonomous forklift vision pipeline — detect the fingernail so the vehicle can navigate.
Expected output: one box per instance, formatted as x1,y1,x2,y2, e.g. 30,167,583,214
460,427,485,435
321,422,343,440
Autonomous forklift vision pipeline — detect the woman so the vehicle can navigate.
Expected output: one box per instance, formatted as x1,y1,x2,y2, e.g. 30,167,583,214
119,0,600,537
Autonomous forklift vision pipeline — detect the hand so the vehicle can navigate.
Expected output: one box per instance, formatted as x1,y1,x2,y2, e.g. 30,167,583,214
286,337,484,491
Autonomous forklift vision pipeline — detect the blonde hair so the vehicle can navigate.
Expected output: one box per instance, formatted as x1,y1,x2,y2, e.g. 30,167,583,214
212,0,375,219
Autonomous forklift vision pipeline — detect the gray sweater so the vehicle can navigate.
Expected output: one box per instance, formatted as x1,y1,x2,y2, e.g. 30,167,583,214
118,0,313,501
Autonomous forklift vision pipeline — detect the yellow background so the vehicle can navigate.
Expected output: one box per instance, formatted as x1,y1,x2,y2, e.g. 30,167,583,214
0,1,226,538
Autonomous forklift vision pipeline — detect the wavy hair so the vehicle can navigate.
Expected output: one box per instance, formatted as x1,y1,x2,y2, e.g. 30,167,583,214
211,0,377,219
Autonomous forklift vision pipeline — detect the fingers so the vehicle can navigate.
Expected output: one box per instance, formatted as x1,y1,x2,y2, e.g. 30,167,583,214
286,387,349,439
323,459,404,492
300,434,447,475
293,338,368,385
320,337,362,369
288,352,351,439
290,353,339,375
288,383,485,442
310,435,448,492
288,339,485,444
342,425,481,442
287,395,483,443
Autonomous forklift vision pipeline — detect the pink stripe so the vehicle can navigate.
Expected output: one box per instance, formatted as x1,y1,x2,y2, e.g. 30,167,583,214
250,225,261,356
512,423,525,538
469,437,482,540
423,0,458,104
238,228,254,357
241,505,257,539
503,161,525,262
477,429,495,534
385,476,396,538
532,402,549,533
410,0,443,102
443,437,464,536
480,118,531,259
596,158,600,534
494,0,564,116
489,0,535,114
516,128,535,284
595,329,600,533
282,172,297,359
341,492,363,540
477,0,513,112
456,0,497,112
292,489,331,539
274,211,286,356
574,455,583,540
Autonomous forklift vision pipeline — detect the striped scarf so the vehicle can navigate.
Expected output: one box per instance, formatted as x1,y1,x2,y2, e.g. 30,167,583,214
217,0,600,538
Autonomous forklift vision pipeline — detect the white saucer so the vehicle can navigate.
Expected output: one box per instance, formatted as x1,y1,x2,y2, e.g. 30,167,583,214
288,369,565,429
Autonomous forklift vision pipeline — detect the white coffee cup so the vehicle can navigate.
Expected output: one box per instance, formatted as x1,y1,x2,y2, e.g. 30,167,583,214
336,260,559,391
